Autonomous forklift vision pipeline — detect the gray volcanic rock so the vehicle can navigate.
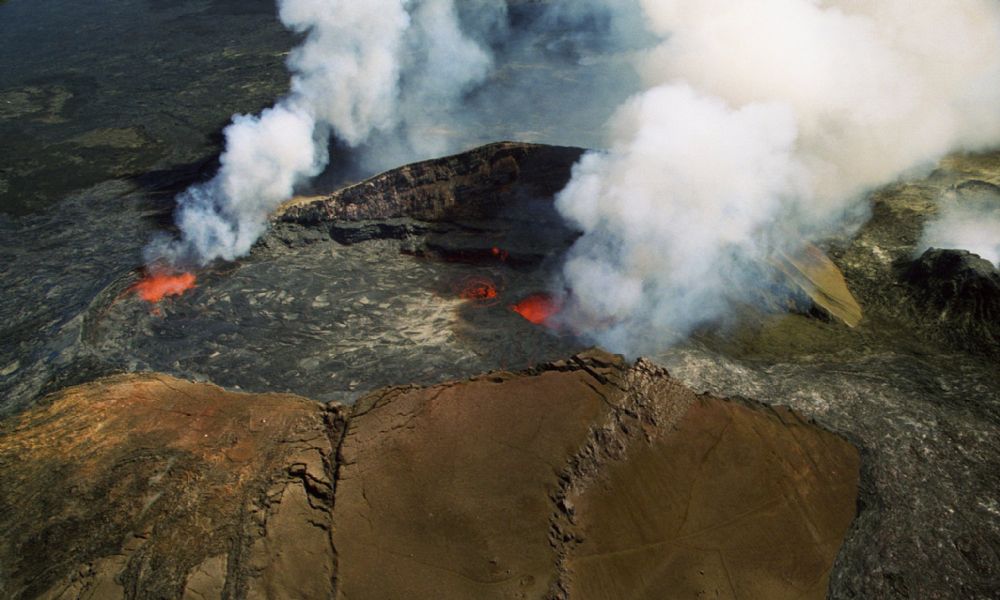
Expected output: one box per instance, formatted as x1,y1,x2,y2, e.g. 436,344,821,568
830,158,1000,357
0,353,859,599
276,141,586,224
6,142,595,412
903,248,1000,349
273,141,588,274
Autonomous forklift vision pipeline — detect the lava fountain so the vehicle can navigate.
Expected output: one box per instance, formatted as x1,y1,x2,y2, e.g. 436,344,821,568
133,272,197,303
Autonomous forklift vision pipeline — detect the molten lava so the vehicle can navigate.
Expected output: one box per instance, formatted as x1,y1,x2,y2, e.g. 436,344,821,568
459,277,499,302
133,272,196,303
491,247,509,262
511,293,560,326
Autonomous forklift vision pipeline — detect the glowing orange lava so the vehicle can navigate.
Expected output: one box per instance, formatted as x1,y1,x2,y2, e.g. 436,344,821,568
133,272,197,303
511,293,560,326
459,277,499,301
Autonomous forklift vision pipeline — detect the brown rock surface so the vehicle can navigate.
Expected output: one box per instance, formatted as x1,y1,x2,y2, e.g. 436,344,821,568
329,350,859,599
0,354,859,599
332,365,615,599
0,373,345,600
561,399,859,599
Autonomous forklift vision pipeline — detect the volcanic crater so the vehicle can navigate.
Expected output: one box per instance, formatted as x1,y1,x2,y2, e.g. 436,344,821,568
1,142,999,599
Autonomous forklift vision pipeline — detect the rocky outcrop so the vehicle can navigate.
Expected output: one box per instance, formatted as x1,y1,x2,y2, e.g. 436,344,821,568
0,374,345,600
0,353,859,599
830,168,1000,357
275,141,586,225
335,351,858,600
903,248,1000,349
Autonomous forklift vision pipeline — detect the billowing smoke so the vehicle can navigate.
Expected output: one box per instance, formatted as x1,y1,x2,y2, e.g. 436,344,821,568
919,186,1000,267
146,0,498,268
355,0,649,171
145,0,1000,347
555,0,1000,353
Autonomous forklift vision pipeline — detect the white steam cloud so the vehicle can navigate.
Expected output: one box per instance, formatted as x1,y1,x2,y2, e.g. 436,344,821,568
555,0,1000,353
146,0,497,268
146,0,1000,352
919,187,1000,267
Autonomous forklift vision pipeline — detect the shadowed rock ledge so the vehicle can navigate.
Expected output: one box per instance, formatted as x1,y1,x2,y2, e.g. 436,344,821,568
275,141,586,225
0,351,859,599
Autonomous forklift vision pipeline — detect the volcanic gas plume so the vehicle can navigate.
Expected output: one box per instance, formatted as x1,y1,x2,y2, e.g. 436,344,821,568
554,0,1000,354
918,187,1000,267
144,0,498,270
139,0,1000,346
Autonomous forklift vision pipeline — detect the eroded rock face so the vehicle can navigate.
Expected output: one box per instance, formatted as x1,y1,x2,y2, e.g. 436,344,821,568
334,353,859,599
0,354,860,599
0,374,345,600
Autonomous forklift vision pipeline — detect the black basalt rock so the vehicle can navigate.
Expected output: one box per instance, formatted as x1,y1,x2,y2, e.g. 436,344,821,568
904,248,1000,350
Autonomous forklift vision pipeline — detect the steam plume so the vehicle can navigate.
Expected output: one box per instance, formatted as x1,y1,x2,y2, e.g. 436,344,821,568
146,0,496,268
919,187,1000,267
555,0,1000,353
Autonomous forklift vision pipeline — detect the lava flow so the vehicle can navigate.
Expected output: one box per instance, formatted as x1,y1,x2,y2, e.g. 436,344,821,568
133,272,197,303
511,293,560,326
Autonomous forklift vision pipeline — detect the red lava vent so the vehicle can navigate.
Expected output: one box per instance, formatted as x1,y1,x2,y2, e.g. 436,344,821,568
511,293,560,327
133,272,197,303
455,275,501,306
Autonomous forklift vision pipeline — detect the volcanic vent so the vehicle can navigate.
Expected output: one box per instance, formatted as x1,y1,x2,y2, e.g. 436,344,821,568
84,143,588,403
